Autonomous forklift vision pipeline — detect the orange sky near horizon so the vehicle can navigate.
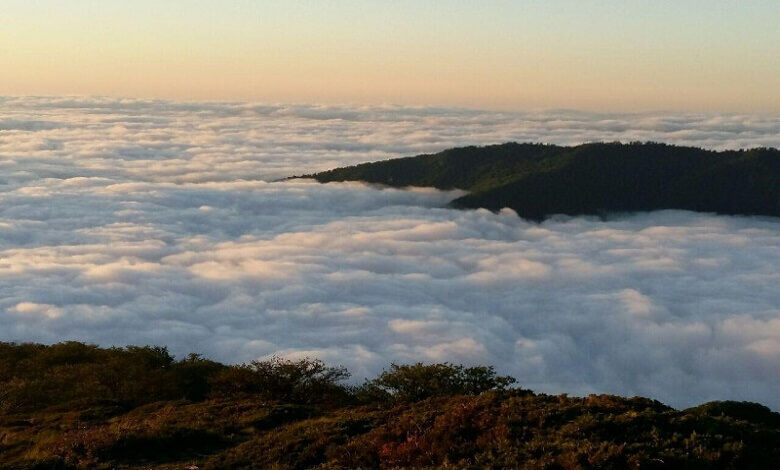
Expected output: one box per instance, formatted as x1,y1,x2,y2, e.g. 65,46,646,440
2,1,778,113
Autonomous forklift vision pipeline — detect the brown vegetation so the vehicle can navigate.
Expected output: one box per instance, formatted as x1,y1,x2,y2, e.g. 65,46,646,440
1,341,778,469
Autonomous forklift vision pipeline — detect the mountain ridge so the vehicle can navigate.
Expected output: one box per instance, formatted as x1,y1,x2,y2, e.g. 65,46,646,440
302,142,780,220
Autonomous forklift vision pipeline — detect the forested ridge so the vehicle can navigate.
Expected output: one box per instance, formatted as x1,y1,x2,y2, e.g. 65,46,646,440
2,342,779,469
304,142,780,220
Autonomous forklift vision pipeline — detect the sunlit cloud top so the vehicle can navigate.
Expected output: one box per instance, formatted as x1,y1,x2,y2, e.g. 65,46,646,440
2,0,778,112
1,97,780,408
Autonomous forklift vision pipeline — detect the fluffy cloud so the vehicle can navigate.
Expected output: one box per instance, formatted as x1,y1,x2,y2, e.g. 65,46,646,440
1,96,779,409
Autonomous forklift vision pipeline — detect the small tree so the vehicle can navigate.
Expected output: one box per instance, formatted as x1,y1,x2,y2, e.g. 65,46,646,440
210,356,350,404
361,363,516,402
170,353,225,401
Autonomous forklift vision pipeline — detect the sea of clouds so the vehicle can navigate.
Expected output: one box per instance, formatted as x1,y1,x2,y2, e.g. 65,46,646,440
1,96,779,409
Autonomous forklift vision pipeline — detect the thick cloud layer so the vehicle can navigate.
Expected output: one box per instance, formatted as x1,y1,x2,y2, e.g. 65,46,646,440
1,96,779,409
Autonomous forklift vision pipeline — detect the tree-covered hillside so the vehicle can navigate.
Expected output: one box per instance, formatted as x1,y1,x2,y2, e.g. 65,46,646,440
304,142,780,220
2,342,779,469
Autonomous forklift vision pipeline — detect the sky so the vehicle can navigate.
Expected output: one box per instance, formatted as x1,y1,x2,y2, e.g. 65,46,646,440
2,1,779,112
1,3,779,410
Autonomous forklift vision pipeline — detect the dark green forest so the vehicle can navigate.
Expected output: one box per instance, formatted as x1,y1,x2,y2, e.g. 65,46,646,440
304,142,780,220
1,342,779,469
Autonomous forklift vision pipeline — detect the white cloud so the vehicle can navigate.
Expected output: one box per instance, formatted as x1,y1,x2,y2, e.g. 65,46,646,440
8,302,62,319
1,96,779,409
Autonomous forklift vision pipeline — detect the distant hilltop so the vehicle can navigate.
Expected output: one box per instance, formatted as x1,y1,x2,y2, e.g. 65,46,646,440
301,142,780,220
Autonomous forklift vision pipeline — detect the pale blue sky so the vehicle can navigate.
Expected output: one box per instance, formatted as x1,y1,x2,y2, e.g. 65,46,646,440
2,1,778,111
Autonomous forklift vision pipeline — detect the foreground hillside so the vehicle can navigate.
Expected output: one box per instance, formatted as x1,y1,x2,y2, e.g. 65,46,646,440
304,142,780,220
1,342,779,469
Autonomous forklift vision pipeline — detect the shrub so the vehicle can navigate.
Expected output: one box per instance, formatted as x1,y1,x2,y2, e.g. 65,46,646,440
209,356,350,404
360,362,516,402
